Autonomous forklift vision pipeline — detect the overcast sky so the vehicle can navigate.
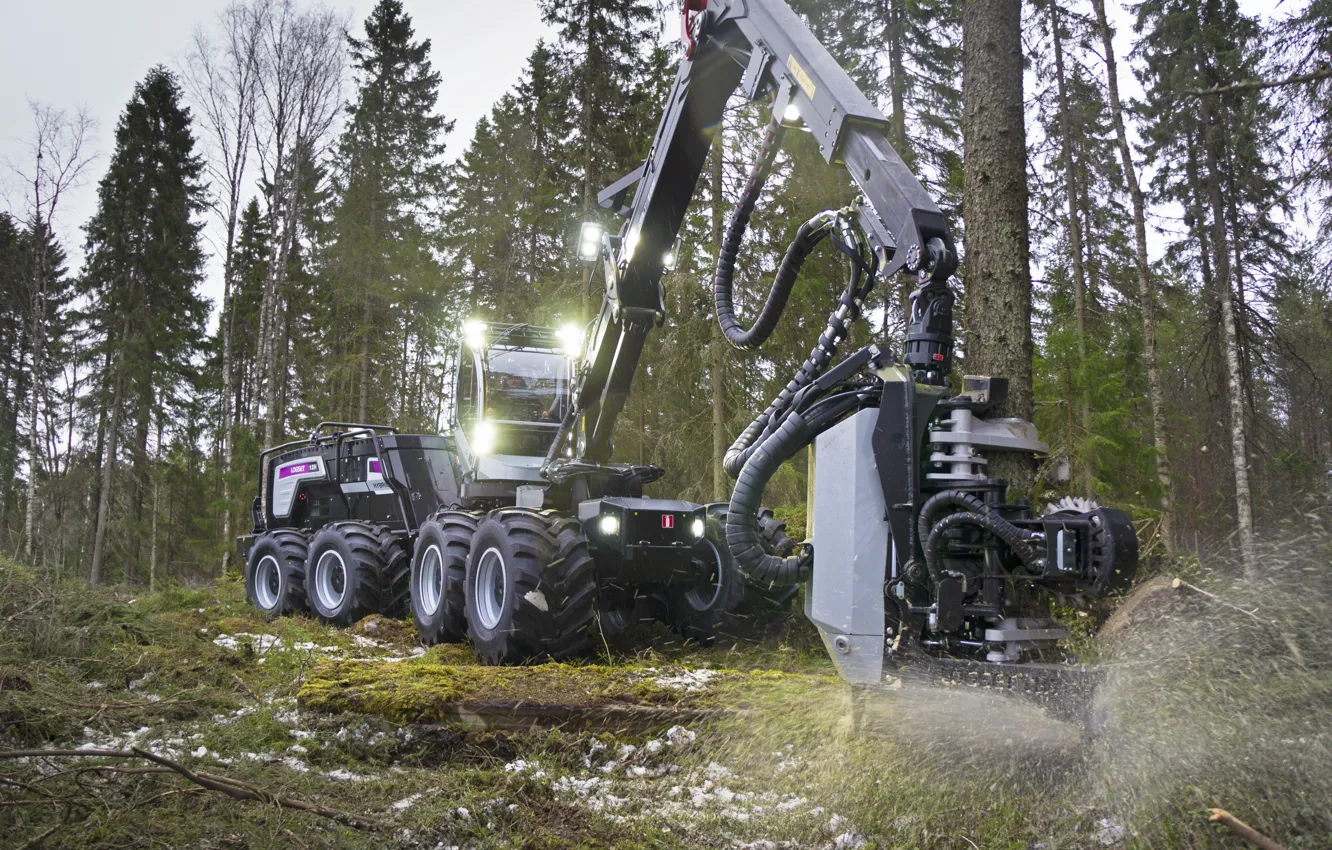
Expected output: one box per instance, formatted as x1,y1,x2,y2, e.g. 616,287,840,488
0,0,557,304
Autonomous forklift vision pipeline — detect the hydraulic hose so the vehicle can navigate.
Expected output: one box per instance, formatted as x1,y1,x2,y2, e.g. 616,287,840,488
716,213,834,350
921,509,1042,584
726,392,866,587
712,117,787,351
722,267,868,479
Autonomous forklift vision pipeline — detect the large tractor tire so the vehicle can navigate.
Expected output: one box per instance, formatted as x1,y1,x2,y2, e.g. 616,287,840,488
463,509,597,665
750,508,801,609
411,510,477,644
668,510,746,643
306,521,409,628
245,530,310,617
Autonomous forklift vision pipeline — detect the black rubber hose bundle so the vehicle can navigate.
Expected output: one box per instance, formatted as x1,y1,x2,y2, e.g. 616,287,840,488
712,118,787,351
917,490,1042,583
726,392,867,587
721,247,871,479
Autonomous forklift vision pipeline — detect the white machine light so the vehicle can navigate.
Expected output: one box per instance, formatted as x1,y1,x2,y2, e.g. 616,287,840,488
662,249,676,270
783,103,802,123
691,518,705,538
599,515,621,535
472,420,497,456
578,222,604,262
558,323,584,358
623,228,640,261
464,320,488,350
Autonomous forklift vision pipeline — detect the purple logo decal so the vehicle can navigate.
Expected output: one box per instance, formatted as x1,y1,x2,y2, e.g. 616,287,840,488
369,460,382,474
279,461,318,479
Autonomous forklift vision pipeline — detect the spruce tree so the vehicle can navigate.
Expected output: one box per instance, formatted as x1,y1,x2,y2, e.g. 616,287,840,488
81,66,208,585
328,0,452,425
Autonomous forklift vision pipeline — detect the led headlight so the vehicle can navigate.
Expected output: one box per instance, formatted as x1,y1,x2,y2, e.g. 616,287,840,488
691,518,705,538
464,320,488,350
558,323,583,357
599,515,621,535
472,420,496,456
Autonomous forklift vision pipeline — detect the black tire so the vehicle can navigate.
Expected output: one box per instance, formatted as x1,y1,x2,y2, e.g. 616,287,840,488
464,509,597,665
412,511,476,644
668,511,746,643
245,530,310,617
751,509,801,608
305,522,408,627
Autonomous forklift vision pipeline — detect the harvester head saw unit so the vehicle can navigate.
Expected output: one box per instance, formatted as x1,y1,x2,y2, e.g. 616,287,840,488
586,0,1140,714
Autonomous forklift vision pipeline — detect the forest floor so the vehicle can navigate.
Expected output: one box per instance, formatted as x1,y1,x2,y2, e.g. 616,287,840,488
1,556,1328,850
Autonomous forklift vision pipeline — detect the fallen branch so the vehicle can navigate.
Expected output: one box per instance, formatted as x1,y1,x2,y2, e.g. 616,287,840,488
0,748,379,831
1208,809,1287,850
1170,579,1306,667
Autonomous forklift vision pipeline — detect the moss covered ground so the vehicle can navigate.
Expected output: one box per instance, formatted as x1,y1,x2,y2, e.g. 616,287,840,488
1,555,1327,850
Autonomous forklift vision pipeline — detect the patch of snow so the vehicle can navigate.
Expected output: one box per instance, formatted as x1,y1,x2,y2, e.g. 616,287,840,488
644,667,720,693
323,768,373,782
704,761,731,780
392,793,424,812
1095,818,1125,846
666,725,697,747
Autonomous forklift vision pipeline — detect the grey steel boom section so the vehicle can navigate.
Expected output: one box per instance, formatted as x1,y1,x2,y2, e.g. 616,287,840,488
574,0,957,462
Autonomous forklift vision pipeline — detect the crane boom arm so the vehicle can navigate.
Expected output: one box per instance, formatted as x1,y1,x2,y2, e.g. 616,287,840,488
572,0,957,462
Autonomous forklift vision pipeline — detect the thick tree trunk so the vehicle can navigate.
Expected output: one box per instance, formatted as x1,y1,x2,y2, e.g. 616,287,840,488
1048,2,1092,493
1090,0,1175,551
961,0,1035,494
709,133,727,501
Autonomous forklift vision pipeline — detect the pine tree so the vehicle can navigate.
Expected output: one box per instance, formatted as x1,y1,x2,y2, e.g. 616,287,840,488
81,66,208,585
327,0,452,425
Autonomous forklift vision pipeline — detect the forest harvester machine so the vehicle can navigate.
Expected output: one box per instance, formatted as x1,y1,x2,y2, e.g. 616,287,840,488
236,321,792,664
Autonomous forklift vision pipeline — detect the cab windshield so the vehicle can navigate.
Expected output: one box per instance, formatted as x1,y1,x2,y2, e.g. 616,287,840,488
483,347,569,425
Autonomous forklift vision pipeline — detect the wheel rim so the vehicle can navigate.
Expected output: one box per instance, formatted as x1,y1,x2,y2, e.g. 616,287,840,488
474,547,507,630
314,550,348,612
255,555,281,610
685,540,725,610
418,544,444,617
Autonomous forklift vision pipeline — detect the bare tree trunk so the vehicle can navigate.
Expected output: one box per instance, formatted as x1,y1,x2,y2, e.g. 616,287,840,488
1089,0,1175,552
22,254,44,563
91,325,130,587
360,295,372,423
885,0,911,166
1048,1,1092,494
962,0,1035,494
1198,88,1257,576
709,132,727,501
149,419,163,592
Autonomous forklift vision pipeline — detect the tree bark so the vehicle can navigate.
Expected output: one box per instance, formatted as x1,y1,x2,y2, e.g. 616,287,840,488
961,0,1035,494
126,382,152,585
1198,85,1257,576
22,224,46,564
91,317,131,587
1089,0,1175,552
149,418,163,592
